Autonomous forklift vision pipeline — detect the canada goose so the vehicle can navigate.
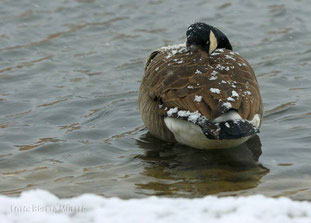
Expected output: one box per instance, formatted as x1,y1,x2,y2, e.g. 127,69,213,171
138,22,263,149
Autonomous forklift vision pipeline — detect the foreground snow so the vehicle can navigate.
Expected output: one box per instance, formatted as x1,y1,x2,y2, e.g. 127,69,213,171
1,190,311,223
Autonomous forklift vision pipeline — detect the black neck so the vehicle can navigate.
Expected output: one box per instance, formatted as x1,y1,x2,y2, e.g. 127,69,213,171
210,26,232,51
186,23,233,52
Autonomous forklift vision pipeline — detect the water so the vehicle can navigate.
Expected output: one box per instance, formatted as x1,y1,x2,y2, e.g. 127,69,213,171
0,0,311,200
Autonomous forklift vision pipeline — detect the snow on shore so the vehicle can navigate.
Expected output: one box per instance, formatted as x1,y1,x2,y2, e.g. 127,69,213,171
1,189,311,223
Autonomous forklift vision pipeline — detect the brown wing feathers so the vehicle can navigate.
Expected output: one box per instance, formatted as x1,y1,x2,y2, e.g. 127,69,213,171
143,47,262,118
138,46,263,141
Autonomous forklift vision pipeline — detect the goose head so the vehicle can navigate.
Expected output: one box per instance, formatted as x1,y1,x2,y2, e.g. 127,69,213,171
186,22,232,54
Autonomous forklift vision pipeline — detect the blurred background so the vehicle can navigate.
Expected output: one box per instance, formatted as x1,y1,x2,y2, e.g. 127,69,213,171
0,0,311,200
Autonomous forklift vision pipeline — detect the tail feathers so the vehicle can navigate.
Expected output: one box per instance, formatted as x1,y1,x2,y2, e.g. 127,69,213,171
200,120,259,140
218,120,259,139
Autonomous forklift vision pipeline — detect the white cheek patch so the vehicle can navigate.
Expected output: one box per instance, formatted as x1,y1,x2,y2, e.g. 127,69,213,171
209,31,218,54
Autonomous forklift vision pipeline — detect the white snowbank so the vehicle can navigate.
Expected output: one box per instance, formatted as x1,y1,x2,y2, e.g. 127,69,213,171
1,190,311,223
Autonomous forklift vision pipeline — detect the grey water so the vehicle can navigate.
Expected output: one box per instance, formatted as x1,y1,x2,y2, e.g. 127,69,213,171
0,0,311,200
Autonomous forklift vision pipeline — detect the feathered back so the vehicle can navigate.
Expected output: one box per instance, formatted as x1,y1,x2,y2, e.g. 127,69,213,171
138,44,263,141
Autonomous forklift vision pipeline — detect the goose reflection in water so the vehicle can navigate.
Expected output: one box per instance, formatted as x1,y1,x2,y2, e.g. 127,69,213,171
135,134,269,197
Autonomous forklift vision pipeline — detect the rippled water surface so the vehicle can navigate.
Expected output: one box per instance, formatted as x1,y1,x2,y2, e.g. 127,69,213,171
1,0,311,200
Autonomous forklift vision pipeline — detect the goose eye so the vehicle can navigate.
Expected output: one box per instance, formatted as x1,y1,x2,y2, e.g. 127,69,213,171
204,40,210,52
